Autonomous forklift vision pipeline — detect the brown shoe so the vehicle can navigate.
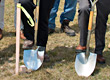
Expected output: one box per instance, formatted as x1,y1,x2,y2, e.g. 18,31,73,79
20,30,26,40
61,20,75,36
0,28,3,40
97,54,105,64
76,45,86,53
22,40,33,49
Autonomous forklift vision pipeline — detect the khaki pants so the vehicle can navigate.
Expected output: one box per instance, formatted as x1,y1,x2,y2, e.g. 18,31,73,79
0,0,23,30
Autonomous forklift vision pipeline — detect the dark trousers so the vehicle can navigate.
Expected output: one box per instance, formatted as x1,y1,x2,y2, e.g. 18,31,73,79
95,0,110,54
78,0,110,54
19,0,55,47
78,0,91,46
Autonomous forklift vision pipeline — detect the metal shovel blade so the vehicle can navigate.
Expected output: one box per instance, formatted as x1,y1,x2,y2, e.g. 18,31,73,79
75,52,97,77
23,47,44,71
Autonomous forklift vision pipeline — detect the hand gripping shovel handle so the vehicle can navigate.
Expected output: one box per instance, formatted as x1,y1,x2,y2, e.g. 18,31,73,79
85,0,98,59
15,3,21,75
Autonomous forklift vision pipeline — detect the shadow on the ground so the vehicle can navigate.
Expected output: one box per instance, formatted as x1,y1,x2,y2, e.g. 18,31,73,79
91,50,110,76
3,31,16,37
42,46,76,68
0,43,110,76
42,46,110,76
42,46,96,68
0,44,23,65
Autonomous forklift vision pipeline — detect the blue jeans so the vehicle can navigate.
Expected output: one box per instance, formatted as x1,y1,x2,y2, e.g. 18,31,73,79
48,0,77,29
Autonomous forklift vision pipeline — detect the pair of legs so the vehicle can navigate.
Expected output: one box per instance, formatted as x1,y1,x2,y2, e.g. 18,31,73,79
19,0,55,47
0,0,25,40
19,0,55,61
76,0,110,64
48,0,77,36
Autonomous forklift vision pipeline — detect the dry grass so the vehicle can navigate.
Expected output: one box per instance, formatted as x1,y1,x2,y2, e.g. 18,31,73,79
0,0,110,80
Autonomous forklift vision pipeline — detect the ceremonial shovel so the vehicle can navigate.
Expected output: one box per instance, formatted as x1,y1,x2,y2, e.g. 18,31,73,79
75,0,98,77
23,0,44,71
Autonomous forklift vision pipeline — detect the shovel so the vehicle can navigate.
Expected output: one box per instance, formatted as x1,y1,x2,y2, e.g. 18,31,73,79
75,0,98,77
23,0,44,71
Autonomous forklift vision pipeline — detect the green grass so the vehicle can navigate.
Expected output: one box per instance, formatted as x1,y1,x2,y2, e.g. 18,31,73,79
0,0,110,80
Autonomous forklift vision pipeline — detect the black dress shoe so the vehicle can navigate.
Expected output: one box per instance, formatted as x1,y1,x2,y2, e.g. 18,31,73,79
61,20,76,36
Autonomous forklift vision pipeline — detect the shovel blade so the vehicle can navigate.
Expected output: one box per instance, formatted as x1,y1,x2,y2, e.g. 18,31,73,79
75,52,97,77
23,48,44,71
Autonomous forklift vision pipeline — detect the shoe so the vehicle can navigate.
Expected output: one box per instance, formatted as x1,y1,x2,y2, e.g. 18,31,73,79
61,20,75,36
97,54,105,64
48,28,55,34
0,28,3,40
22,40,34,49
76,45,86,53
20,30,26,40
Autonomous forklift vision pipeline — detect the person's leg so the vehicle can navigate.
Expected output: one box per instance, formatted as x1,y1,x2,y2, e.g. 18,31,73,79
0,0,5,40
60,0,77,36
19,0,35,42
20,0,55,61
60,0,77,23
95,0,110,63
48,0,60,34
37,0,55,47
20,0,55,47
76,0,91,52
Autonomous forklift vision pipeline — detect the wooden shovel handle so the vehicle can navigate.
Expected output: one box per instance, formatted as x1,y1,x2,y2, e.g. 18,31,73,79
88,11,94,30
16,3,21,75
34,0,39,46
